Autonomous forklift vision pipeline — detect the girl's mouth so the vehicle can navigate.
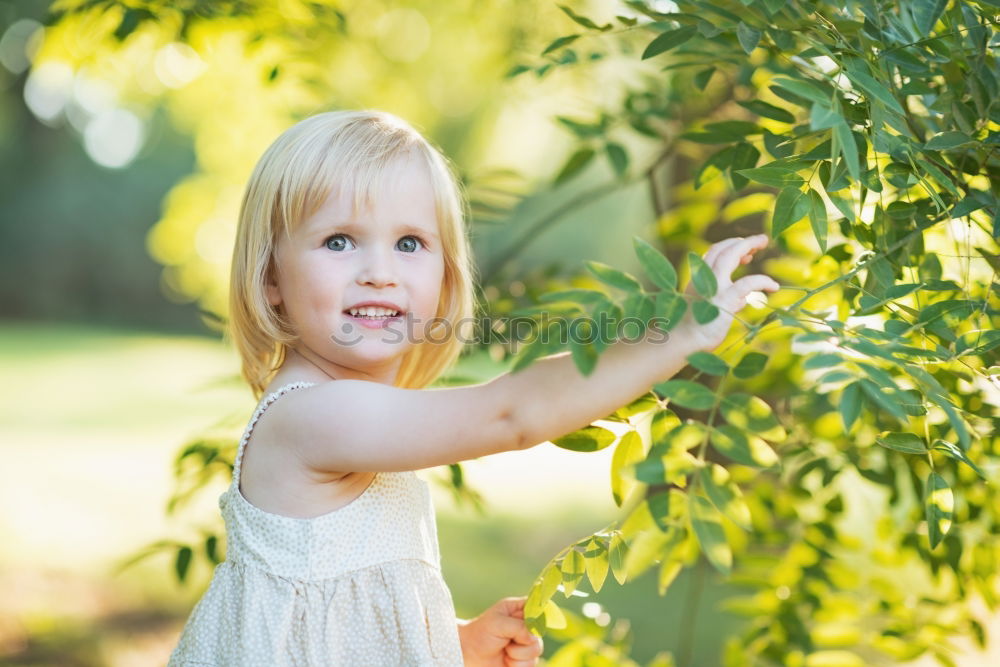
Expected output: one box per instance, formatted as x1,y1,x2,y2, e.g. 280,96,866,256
342,311,405,330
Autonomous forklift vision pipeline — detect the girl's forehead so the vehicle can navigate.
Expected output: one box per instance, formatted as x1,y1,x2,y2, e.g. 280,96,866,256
312,157,436,221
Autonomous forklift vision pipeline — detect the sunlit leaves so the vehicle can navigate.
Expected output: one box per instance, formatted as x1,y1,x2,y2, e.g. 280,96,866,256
585,260,642,292
690,495,732,575
583,537,609,592
710,424,779,468
719,393,786,442
932,440,985,479
699,464,751,529
555,147,596,184
686,351,728,376
925,472,954,549
875,431,927,454
771,187,810,238
609,531,629,584
839,381,862,432
736,166,805,188
610,430,645,507
552,425,617,452
641,26,697,59
688,251,717,298
633,236,678,290
654,379,715,410
732,352,767,378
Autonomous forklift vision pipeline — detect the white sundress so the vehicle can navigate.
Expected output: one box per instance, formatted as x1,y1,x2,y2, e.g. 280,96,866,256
167,381,465,666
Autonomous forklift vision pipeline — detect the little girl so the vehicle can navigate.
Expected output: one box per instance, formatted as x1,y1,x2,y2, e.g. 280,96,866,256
167,110,778,666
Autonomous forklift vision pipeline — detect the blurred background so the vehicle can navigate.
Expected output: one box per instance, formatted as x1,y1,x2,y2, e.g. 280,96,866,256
0,0,728,664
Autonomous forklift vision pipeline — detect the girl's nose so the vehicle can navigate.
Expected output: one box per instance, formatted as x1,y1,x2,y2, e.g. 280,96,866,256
356,249,398,288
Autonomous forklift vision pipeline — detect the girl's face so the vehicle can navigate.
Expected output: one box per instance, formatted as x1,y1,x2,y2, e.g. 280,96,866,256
265,151,445,384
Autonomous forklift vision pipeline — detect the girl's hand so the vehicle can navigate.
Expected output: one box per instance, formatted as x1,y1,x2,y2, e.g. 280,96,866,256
675,234,779,352
457,596,544,667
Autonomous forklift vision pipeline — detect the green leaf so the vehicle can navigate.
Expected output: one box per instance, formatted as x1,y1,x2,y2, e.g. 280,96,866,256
688,251,718,298
699,464,752,529
736,21,761,53
552,425,617,452
606,142,629,176
771,187,810,237
719,394,786,441
932,439,985,479
654,290,687,332
772,77,831,106
559,548,586,596
555,147,595,184
583,538,609,592
736,99,795,123
693,300,720,324
686,351,729,376
876,431,928,454
641,26,698,59
810,102,841,131
729,142,761,189
924,472,953,549
859,378,908,420
843,66,906,116
732,352,767,378
693,66,715,90
803,352,842,370
633,237,678,290
710,424,779,468
648,491,672,532
611,431,645,507
175,545,193,583
911,0,948,36
585,260,642,291
736,166,804,188
690,495,732,575
807,188,829,253
840,381,862,432
557,4,611,31
525,562,562,618
924,131,974,150
833,121,861,181
654,379,716,410
570,337,599,376
609,531,629,584
542,34,581,55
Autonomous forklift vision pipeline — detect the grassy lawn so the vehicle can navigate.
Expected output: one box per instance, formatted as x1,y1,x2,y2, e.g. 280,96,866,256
0,320,745,665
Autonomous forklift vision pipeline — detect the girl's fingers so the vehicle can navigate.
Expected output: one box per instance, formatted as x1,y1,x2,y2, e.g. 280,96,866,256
505,636,544,660
729,274,780,300
713,234,769,282
702,237,744,268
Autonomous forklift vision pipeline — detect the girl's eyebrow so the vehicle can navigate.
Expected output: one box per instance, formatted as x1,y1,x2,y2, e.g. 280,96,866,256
318,221,439,240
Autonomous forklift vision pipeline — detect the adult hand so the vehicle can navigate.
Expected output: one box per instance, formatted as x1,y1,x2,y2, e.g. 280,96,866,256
457,596,544,667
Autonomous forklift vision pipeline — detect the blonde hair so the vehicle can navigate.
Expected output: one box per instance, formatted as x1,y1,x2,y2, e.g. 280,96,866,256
228,110,478,399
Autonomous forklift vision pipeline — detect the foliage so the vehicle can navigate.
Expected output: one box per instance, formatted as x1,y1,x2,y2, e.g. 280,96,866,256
504,0,1000,665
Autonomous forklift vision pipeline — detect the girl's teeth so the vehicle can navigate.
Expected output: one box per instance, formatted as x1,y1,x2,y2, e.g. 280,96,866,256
348,307,399,318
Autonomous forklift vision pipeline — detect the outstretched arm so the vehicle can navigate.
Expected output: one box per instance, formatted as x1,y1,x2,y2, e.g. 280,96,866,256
497,234,777,450
286,235,777,473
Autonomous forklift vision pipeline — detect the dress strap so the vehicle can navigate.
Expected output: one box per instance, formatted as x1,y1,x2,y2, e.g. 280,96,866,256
232,381,317,488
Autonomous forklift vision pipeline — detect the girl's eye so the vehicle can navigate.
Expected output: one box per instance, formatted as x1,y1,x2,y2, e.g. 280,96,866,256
397,235,423,253
324,234,353,252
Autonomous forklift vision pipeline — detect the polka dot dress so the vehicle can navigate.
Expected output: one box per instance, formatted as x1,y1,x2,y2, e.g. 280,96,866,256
167,382,465,666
